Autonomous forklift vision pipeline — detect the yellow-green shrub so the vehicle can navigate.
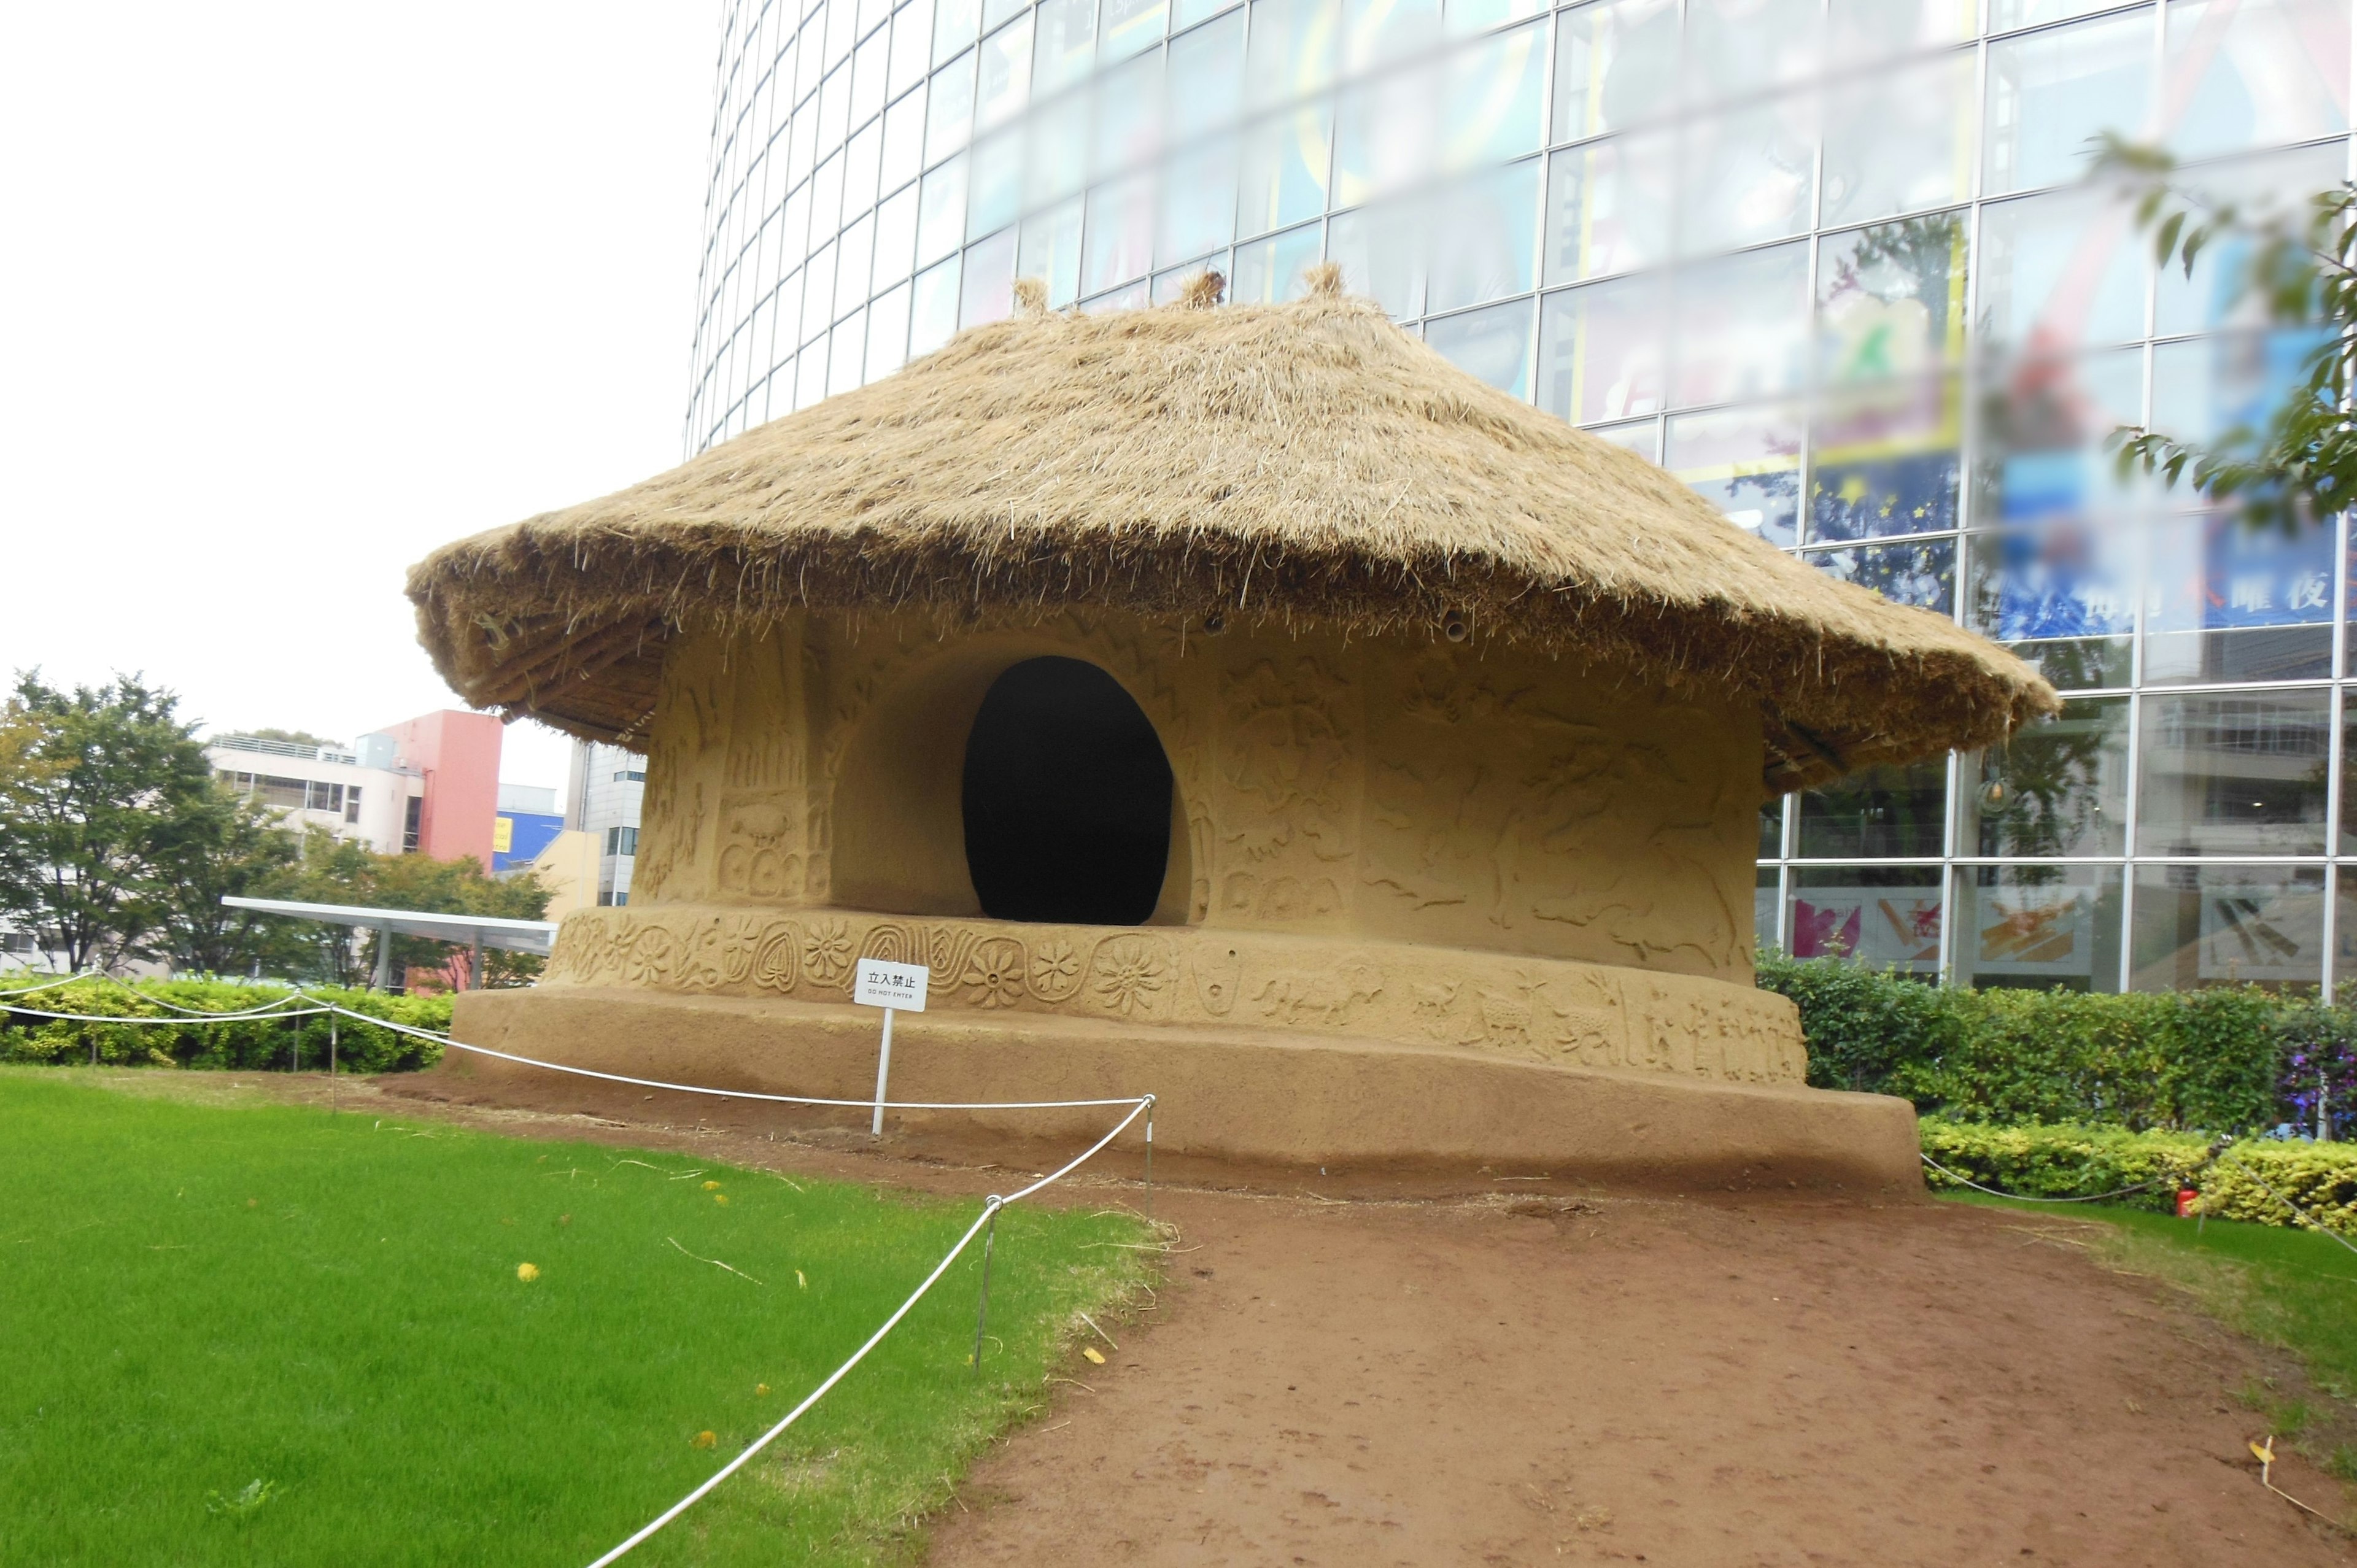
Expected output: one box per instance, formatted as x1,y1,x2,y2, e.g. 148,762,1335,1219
2199,1143,2357,1237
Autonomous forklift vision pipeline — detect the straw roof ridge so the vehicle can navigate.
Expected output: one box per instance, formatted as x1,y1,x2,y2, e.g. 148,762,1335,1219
410,288,2057,786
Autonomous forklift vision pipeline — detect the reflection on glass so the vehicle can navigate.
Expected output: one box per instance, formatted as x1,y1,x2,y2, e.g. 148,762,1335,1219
1173,0,1239,26
1677,97,1816,256
1755,866,1781,953
1093,50,1165,177
1583,415,1658,460
2142,514,2335,685
866,279,913,380
986,0,1029,36
883,87,929,193
1683,0,1817,102
829,309,868,395
2132,863,2324,991
1448,0,1542,36
1670,241,1809,408
1023,91,1091,204
1542,133,1675,284
1975,187,2148,352
2138,690,2331,857
1798,758,1949,859
1239,106,1331,238
874,183,920,295
1551,0,1678,144
1537,272,1666,424
1343,0,1440,72
977,14,1035,131
838,213,878,318
1246,0,1339,109
1425,298,1536,398
1965,525,2137,665
1018,195,1085,304
1167,7,1245,127
890,0,934,99
1444,21,1547,169
1159,136,1239,264
957,225,1018,325
1328,199,1427,317
1817,214,1967,385
927,48,978,164
1959,696,2128,857
1082,172,1155,293
2154,146,2345,334
1809,379,1961,543
1099,0,1169,60
1973,346,2140,536
2166,0,2350,162
1428,160,1539,314
1663,402,1803,546
1034,0,1099,97
1760,795,1786,859
1334,69,1440,205
1803,538,1957,613
1983,11,2153,198
1821,55,1974,228
1230,220,1323,302
1952,865,2125,992
917,157,968,263
967,130,1022,238
1789,865,1943,974
1828,0,1974,64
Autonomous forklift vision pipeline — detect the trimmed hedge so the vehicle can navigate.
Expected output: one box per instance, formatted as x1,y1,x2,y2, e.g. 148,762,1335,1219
1920,1116,2357,1237
1757,951,2293,1133
0,978,449,1072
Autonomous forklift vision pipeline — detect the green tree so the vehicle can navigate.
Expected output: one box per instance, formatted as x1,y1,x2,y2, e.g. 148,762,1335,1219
148,788,304,977
0,673,223,971
273,832,551,989
2103,142,2353,530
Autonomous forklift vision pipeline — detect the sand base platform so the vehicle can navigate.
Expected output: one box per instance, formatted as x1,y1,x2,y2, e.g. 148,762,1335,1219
443,987,1920,1192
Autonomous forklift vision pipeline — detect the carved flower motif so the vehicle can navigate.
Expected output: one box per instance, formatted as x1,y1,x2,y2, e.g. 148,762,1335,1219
1028,938,1083,1003
960,938,1026,1009
801,919,853,987
1089,937,1168,1018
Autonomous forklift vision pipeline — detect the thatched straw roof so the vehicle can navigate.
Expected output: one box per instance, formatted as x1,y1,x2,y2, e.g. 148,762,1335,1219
410,272,2056,790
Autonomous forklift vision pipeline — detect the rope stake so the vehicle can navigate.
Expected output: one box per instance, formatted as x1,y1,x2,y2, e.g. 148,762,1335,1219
972,1200,1000,1378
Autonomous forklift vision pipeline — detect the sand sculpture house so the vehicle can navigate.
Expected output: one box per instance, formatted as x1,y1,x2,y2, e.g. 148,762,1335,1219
410,271,2056,1186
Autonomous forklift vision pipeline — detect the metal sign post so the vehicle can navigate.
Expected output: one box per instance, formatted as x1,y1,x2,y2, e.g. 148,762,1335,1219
851,958,929,1135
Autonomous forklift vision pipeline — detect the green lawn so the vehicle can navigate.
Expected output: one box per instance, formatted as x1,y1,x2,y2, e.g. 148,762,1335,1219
1942,1191,2357,1416
0,1070,1150,1567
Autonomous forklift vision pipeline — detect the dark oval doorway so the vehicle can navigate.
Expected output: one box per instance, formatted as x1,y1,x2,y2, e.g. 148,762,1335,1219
961,657,1174,925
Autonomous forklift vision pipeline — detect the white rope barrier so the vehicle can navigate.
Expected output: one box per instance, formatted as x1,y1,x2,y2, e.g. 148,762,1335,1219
3,977,1160,1562
1919,1154,2165,1205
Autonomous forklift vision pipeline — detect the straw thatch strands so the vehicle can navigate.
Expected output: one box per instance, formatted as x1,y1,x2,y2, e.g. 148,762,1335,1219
410,269,2055,788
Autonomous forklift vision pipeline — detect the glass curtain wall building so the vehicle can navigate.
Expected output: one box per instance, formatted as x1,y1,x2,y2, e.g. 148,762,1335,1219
685,0,2353,993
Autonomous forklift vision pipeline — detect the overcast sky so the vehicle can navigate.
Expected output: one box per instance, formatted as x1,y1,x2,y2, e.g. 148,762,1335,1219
0,6,718,793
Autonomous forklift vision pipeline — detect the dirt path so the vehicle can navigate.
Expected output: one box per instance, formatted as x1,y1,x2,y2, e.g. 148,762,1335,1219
52,1068,2357,1564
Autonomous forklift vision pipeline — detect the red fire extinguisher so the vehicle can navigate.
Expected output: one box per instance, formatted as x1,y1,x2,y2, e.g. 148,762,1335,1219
2177,1188,2199,1218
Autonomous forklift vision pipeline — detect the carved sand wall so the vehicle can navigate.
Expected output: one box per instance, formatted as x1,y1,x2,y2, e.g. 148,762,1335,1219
614,611,1763,984
544,906,1805,1084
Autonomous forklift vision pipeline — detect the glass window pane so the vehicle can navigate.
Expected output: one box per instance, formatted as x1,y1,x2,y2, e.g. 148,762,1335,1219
1827,0,1974,65
1019,195,1086,306
882,84,927,193
1952,865,2125,993
2153,145,2347,335
1327,199,1427,317
1093,50,1166,179
1817,212,1968,392
1988,0,2118,29
2337,704,2357,853
1024,91,1093,206
1959,695,2129,858
1246,0,1340,110
1965,525,2139,679
968,128,1023,237
1663,401,1803,546
854,31,892,128
813,150,847,242
1083,277,1153,311
1446,0,1541,36
795,334,830,410
1230,220,1325,302
910,253,964,353
926,49,977,164
1536,272,1666,423
1798,760,1949,860
1975,186,2148,352
1983,10,2154,198
1343,0,1440,73
1676,95,1816,255
977,14,1034,130
1683,0,1816,106
1820,50,1975,228
1175,0,1241,28
837,212,877,317
1442,20,1547,169
1802,537,1957,614
917,156,968,263
1551,0,1678,144
2142,512,2337,685
1428,158,1539,314
1583,415,1658,458
1425,297,1536,399
1159,136,1240,264
867,279,913,379
1973,346,2140,535
2166,0,2349,161
959,223,1020,325
890,0,935,98
1168,8,1245,128
1083,172,1156,293
2132,863,2325,991
2138,690,2331,856
1542,132,1673,284
1760,796,1786,858
873,182,919,292
986,0,1028,33
1035,0,1099,96
845,118,884,219
1101,0,1169,59
934,0,980,66
1239,106,1332,238
1335,66,1441,205
1789,865,1943,974
1155,257,1231,300
1670,241,1808,408
804,239,838,333
828,307,868,395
